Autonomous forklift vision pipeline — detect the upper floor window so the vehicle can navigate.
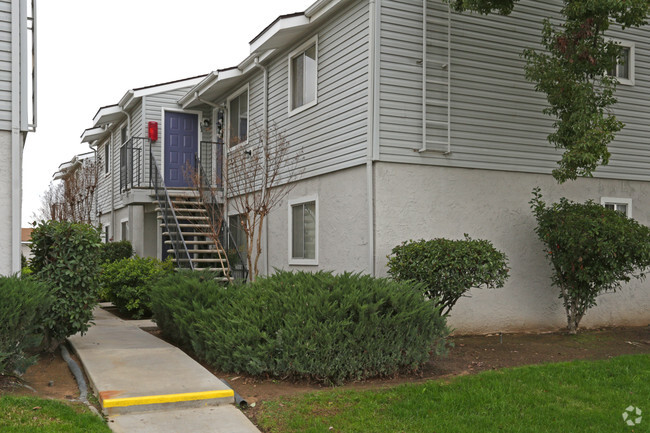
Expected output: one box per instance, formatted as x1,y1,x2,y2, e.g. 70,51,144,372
607,40,634,86
601,197,632,218
104,142,110,174
121,126,128,144
289,37,318,115
228,87,248,147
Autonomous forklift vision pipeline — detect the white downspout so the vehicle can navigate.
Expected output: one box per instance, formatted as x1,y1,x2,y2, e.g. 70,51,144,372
254,57,269,277
418,0,427,153
366,0,377,276
10,0,21,274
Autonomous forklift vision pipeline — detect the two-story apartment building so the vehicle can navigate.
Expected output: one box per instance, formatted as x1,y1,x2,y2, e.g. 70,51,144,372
85,0,650,332
0,0,35,276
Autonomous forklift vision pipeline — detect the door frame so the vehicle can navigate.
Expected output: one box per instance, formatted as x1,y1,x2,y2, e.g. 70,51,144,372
160,107,203,185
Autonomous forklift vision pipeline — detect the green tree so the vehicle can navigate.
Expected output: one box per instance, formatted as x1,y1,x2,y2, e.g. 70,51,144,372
530,188,650,333
448,0,650,183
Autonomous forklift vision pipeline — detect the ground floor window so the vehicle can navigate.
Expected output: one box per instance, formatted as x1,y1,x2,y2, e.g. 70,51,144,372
289,196,318,265
121,220,129,241
228,214,247,264
104,224,111,243
601,197,632,218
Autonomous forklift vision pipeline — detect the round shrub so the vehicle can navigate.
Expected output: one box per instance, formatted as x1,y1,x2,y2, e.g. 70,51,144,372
30,220,102,350
150,271,449,385
0,276,52,374
387,236,509,315
101,257,174,319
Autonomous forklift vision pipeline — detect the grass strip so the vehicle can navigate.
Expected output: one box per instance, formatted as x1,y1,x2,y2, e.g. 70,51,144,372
257,354,650,433
0,395,111,433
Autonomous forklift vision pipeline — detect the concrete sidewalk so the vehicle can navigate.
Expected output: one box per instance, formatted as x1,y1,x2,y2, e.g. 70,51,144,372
68,307,260,433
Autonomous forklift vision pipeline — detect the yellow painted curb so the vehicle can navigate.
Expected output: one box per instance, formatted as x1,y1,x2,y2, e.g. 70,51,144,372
103,389,234,408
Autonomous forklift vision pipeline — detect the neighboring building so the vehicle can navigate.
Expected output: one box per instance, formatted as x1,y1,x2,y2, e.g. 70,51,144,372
0,0,36,276
51,151,99,226
85,0,650,332
20,227,32,261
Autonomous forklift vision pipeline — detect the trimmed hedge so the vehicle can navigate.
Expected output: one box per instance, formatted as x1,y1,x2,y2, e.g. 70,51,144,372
150,271,449,385
101,257,174,319
100,241,134,263
0,276,52,374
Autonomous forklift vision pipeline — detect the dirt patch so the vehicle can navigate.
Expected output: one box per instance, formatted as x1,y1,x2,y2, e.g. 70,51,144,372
0,349,81,401
144,324,650,417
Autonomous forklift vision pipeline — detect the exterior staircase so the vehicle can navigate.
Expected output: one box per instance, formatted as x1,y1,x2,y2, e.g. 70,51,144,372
157,191,231,277
147,147,247,281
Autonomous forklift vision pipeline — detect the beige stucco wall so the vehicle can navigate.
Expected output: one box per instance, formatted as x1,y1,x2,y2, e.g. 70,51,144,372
262,164,370,274
374,162,650,334
0,131,21,275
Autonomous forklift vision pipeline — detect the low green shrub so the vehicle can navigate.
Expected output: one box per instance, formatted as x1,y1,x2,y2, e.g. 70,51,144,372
101,257,174,319
99,240,134,263
0,276,52,374
30,220,102,350
151,270,449,385
387,236,509,315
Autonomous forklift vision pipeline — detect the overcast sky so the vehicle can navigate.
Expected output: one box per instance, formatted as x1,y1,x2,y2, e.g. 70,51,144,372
22,0,314,225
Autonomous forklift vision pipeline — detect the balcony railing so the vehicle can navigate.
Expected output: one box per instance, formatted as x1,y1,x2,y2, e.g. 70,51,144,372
199,141,224,189
120,137,151,192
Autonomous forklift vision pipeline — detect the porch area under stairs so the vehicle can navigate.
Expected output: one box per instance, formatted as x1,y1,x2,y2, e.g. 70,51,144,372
156,190,231,278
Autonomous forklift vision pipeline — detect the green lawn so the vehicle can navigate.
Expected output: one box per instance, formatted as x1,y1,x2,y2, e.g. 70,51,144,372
0,396,111,433
257,354,650,433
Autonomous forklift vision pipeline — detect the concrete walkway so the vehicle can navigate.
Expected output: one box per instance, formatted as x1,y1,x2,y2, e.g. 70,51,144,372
68,307,260,433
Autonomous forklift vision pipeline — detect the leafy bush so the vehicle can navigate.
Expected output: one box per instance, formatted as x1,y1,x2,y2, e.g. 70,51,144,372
0,277,52,374
101,257,174,319
99,240,134,263
151,270,449,385
387,236,509,315
30,221,102,350
530,188,650,333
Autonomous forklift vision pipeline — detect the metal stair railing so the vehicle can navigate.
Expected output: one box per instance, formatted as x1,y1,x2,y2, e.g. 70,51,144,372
149,149,194,270
195,153,249,281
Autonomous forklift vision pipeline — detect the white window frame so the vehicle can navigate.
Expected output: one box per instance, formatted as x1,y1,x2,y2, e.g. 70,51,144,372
288,35,318,117
104,141,110,176
288,195,319,266
226,84,249,148
607,39,635,86
120,218,129,242
104,224,111,243
601,197,632,218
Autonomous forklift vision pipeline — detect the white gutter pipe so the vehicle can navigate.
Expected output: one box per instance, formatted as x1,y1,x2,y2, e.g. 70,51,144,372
366,0,376,277
253,57,269,277
11,0,22,274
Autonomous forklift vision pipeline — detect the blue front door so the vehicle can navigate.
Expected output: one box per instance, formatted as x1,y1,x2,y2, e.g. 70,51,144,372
164,111,198,188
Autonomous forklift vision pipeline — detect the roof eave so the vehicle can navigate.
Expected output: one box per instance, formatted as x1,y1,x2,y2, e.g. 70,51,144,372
249,14,310,53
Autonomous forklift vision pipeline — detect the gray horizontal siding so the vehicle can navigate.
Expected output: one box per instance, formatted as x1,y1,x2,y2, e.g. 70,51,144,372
0,0,12,130
145,86,194,171
378,0,650,181
96,138,113,217
220,0,370,182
